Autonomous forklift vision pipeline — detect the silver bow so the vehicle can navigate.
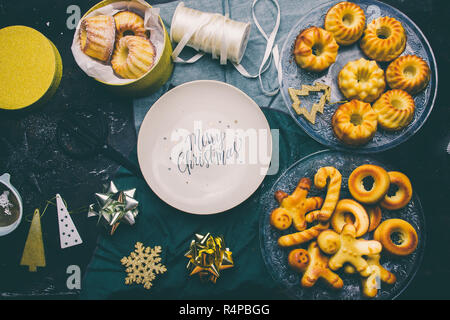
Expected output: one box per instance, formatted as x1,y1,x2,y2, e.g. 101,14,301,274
88,181,139,235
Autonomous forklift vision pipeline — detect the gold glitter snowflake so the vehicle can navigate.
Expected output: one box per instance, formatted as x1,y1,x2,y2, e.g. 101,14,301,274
121,242,167,290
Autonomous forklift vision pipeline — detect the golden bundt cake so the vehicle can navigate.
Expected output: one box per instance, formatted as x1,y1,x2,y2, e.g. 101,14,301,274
338,58,386,103
114,11,148,42
293,27,339,72
372,89,415,131
111,36,156,79
386,55,431,94
324,1,366,46
79,15,116,62
332,99,378,146
360,16,406,62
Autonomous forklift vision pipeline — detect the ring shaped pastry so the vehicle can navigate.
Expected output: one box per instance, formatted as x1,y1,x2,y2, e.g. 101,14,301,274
111,36,156,79
386,55,431,94
338,58,386,103
360,16,406,62
365,205,382,232
380,171,413,210
373,89,415,131
114,11,148,42
293,26,339,72
348,164,390,205
331,199,369,237
331,99,378,146
324,1,366,45
374,219,418,256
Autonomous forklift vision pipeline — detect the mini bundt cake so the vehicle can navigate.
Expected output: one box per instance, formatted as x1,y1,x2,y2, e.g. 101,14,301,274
324,1,366,46
114,11,148,42
79,15,116,62
386,55,431,94
332,99,378,146
338,58,386,103
373,89,415,131
360,16,406,62
111,36,156,79
293,27,339,72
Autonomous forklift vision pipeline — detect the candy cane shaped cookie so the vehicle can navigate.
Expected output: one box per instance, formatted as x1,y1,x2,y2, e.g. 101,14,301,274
278,221,329,247
331,199,369,237
306,209,321,223
314,166,342,222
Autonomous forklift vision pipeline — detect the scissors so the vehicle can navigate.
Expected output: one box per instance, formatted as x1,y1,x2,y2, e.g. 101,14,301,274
56,108,143,178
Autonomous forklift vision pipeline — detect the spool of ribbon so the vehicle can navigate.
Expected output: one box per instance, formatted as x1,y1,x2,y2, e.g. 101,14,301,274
171,2,251,65
170,0,282,96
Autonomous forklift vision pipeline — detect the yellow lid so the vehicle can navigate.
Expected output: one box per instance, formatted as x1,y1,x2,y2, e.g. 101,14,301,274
0,26,61,110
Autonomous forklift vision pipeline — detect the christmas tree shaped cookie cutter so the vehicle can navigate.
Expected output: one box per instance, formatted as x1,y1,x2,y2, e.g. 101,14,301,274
288,82,331,124
56,194,82,249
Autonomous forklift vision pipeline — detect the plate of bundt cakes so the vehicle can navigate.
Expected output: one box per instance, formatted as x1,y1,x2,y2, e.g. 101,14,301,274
259,150,425,299
280,0,437,153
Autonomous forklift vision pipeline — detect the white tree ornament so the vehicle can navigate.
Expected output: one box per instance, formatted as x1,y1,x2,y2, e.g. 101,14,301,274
56,194,83,249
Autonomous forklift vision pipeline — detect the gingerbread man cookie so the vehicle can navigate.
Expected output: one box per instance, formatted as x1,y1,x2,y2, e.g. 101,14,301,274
270,177,323,231
317,224,382,277
361,254,396,298
288,241,343,289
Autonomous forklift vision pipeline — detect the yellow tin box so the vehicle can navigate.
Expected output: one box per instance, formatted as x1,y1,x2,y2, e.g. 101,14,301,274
78,0,174,96
0,26,63,111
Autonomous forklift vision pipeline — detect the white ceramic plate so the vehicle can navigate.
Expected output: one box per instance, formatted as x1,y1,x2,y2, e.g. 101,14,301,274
137,80,272,214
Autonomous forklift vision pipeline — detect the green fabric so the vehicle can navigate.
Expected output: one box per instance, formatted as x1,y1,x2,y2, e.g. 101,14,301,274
80,108,324,299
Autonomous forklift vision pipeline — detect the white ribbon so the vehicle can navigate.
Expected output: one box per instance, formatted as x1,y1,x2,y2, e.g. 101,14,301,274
170,0,282,96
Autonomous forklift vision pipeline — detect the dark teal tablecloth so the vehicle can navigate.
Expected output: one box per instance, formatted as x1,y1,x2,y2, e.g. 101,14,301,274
80,108,324,299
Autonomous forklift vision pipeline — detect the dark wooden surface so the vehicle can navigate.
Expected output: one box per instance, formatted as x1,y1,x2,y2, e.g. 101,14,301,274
0,0,449,299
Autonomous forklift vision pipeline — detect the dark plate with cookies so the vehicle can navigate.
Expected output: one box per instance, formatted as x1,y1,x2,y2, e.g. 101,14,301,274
259,150,425,299
280,0,437,153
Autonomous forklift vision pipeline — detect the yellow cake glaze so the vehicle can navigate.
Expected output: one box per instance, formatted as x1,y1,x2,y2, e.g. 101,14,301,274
293,27,339,72
324,1,366,46
79,15,116,62
386,55,431,94
332,99,378,146
372,89,415,131
360,16,406,62
0,26,62,110
338,58,386,103
114,11,148,42
111,36,156,79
